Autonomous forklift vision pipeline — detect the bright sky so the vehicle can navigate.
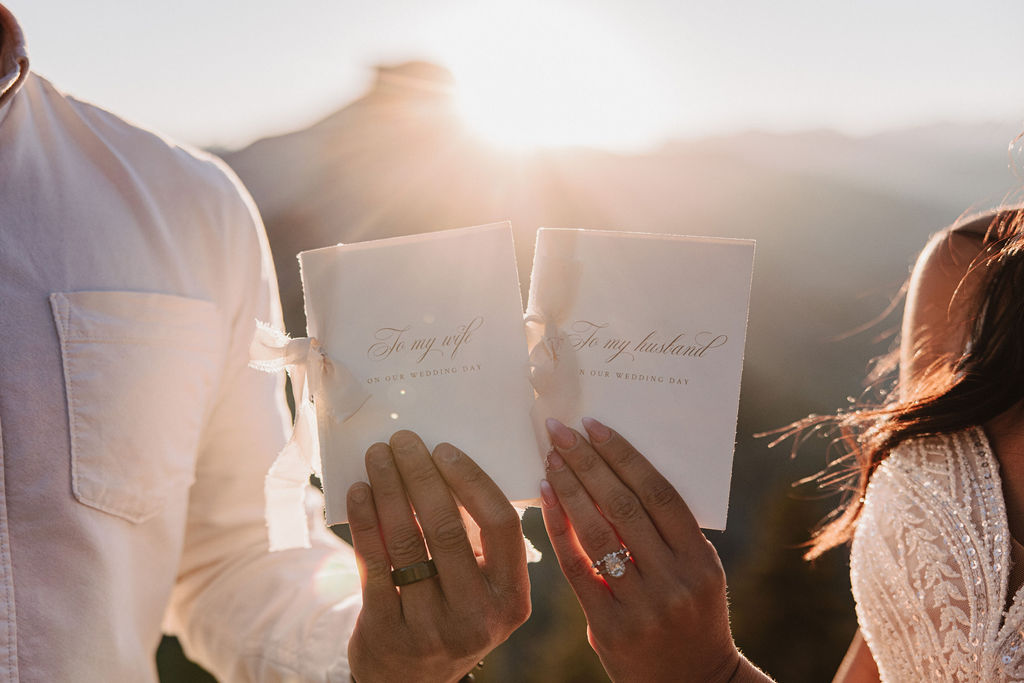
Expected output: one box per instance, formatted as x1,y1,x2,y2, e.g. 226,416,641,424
6,0,1024,151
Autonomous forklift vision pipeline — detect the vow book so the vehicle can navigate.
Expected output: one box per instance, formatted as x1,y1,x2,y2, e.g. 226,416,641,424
269,222,754,533
298,223,540,525
526,228,755,530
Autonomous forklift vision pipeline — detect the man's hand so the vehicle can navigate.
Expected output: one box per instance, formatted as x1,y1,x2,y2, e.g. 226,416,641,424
346,430,531,683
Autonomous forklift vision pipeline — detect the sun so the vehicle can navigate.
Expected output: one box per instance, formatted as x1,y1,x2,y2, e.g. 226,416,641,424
434,3,668,152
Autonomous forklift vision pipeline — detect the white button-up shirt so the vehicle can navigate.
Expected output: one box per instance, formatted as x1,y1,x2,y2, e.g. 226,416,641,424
0,5,361,680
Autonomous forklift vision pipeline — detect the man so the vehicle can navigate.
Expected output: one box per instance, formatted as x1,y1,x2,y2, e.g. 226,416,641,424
0,5,528,680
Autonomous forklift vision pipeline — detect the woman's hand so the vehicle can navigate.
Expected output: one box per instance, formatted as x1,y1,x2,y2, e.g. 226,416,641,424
346,430,531,683
541,417,770,683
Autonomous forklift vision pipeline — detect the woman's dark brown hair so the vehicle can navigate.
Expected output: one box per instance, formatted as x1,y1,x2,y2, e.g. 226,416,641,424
791,207,1024,560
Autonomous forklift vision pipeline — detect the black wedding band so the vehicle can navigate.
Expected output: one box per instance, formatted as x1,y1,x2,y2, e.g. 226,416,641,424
391,559,439,586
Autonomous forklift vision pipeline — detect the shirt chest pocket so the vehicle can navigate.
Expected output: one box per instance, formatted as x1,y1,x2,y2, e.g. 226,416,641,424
50,291,222,523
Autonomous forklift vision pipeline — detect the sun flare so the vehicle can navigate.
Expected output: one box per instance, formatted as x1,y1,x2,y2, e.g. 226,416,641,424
436,3,668,152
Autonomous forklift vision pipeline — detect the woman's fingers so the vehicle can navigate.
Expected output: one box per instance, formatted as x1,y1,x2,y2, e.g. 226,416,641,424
539,479,615,609
346,482,401,614
545,419,673,568
579,417,704,557
387,431,484,598
540,419,745,683
543,447,630,571
431,442,529,599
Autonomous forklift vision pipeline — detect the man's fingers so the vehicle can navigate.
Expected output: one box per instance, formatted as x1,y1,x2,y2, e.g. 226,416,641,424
580,417,703,556
388,430,483,598
363,442,434,583
346,482,401,613
431,442,529,596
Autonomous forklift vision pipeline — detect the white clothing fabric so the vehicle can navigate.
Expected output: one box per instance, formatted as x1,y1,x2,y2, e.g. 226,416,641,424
0,6,361,681
851,426,1024,681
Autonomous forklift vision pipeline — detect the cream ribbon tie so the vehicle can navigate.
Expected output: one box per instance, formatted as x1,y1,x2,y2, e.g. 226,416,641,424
249,322,369,550
524,255,582,419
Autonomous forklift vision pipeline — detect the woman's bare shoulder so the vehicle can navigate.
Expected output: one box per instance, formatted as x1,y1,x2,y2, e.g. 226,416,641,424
949,207,1023,238
898,210,1013,394
909,207,1022,310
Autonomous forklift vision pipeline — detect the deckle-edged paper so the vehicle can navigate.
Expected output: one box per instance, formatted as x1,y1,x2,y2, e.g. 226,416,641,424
298,222,542,525
525,229,755,530
254,222,755,543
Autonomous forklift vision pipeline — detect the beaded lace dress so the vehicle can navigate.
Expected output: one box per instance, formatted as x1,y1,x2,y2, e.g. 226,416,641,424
850,426,1024,681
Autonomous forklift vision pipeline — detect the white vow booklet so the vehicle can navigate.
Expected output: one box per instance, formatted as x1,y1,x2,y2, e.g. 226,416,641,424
259,222,753,541
298,223,542,525
525,229,754,529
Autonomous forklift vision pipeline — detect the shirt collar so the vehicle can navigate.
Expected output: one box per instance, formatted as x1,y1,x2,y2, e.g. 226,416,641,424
0,3,29,124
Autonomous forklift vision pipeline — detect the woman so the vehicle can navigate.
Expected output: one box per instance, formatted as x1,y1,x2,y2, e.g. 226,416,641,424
540,207,1024,681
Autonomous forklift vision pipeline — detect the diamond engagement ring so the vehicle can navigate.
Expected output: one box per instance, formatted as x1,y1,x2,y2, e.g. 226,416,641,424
592,547,631,578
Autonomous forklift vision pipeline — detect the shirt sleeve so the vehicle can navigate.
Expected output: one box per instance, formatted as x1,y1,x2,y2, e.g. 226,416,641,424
162,162,362,682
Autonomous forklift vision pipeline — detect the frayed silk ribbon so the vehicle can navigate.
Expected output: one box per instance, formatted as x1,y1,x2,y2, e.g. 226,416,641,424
249,322,369,550
524,255,582,423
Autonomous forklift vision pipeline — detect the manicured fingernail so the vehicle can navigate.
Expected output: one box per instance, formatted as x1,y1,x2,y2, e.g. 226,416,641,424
581,417,611,443
349,482,370,504
545,448,565,471
540,479,559,508
545,418,576,449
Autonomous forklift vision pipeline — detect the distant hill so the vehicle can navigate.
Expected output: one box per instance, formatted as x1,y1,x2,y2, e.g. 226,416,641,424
223,64,1019,340
221,61,1024,682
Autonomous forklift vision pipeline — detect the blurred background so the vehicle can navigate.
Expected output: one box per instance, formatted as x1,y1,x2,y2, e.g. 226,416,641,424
9,0,1024,680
